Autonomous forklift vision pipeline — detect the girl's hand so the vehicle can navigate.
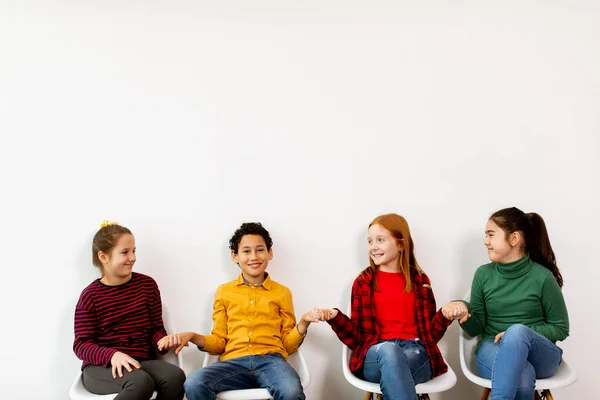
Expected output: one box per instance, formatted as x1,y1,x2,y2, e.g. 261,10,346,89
301,308,323,323
314,308,338,321
110,351,141,378
442,301,471,323
157,334,182,351
494,331,505,343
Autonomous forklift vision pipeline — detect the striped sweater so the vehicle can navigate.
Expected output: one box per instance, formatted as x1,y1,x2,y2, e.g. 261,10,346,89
73,272,167,369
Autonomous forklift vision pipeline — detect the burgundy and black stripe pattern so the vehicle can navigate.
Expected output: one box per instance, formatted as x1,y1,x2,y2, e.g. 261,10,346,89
73,272,167,369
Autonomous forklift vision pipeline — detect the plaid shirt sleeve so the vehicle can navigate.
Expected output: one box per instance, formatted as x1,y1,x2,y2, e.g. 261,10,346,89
327,277,366,350
421,273,452,343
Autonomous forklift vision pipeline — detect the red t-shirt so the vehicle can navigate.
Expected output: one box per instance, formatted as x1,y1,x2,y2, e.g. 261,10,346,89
374,270,419,340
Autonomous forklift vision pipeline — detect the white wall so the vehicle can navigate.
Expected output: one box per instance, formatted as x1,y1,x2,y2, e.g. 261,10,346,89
1,1,599,399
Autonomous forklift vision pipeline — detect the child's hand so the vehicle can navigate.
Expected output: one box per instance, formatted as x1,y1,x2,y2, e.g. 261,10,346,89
157,334,182,352
494,331,505,343
310,308,338,321
301,308,323,323
441,301,471,323
110,351,141,378
174,331,195,355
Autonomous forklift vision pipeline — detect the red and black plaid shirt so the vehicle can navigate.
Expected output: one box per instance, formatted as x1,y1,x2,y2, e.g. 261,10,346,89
328,267,452,377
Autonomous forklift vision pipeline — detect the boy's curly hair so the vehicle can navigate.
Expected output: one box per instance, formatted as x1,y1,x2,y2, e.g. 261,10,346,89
229,222,273,253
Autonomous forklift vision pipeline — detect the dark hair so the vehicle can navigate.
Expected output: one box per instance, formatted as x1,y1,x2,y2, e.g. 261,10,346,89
229,222,273,254
490,207,563,287
92,223,133,273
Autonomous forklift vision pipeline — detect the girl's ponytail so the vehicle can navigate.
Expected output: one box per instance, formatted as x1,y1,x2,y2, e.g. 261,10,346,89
526,213,563,288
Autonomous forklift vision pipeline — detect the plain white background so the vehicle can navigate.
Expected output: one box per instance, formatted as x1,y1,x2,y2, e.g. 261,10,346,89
1,1,598,399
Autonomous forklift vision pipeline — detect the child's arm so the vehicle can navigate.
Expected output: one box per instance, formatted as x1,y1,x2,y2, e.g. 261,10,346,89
279,288,306,354
147,279,168,353
421,275,453,343
297,308,324,335
458,269,487,337
174,287,228,354
325,278,363,350
531,274,569,342
73,303,118,367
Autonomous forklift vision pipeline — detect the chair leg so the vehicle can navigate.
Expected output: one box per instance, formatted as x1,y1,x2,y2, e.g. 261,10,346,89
419,394,431,400
542,390,554,400
480,388,491,400
364,393,373,400
376,395,382,400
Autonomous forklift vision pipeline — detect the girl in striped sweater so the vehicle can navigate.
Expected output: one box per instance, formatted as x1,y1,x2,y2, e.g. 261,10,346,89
73,222,185,400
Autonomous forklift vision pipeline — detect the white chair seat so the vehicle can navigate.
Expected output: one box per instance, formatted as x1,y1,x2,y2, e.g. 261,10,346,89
341,303,456,396
459,290,577,395
342,342,457,395
69,373,159,400
201,349,310,400
69,303,182,400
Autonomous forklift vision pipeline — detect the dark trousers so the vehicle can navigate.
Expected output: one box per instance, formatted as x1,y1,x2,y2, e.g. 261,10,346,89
83,360,185,400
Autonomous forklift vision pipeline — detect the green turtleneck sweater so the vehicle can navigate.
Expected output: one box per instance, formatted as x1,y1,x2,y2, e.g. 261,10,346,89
460,255,569,352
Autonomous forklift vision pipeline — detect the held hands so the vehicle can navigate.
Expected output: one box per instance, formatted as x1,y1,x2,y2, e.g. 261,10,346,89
110,351,141,378
441,301,471,324
317,308,338,321
300,308,338,323
173,332,196,355
157,333,183,352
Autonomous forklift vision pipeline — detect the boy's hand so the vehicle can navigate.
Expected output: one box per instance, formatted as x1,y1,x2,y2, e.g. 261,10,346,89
301,308,323,323
157,334,182,352
110,351,141,378
313,308,338,321
174,331,196,354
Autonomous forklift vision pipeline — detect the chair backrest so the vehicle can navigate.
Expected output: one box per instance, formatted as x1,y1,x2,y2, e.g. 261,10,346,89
458,290,480,374
159,302,183,366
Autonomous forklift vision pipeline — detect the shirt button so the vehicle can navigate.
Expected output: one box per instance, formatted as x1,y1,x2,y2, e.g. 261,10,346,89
250,301,254,304
249,332,252,336
249,344,252,347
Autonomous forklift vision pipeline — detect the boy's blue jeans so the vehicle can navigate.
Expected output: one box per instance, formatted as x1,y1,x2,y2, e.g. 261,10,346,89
184,353,304,400
476,324,563,400
360,338,432,400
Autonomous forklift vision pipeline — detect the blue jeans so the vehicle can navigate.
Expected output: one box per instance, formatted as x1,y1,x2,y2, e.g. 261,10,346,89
361,339,432,400
476,324,563,400
184,353,305,400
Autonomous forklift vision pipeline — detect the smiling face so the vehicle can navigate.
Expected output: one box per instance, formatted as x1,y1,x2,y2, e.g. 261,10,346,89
368,223,402,272
98,234,136,284
232,234,273,285
484,219,524,263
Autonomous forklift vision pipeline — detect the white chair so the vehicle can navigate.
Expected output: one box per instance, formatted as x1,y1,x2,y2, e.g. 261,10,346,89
69,303,183,400
459,291,577,400
341,304,457,400
201,349,310,400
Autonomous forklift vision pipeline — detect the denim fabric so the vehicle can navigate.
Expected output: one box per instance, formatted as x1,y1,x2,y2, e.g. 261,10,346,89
184,353,304,400
361,339,432,400
476,324,563,400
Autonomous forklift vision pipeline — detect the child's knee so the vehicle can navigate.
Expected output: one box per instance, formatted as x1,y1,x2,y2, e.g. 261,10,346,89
273,379,305,400
504,324,532,341
374,341,404,359
167,365,186,387
183,368,208,393
125,370,155,399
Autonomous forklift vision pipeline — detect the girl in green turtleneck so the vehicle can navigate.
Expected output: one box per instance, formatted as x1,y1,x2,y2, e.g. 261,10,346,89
443,207,569,400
